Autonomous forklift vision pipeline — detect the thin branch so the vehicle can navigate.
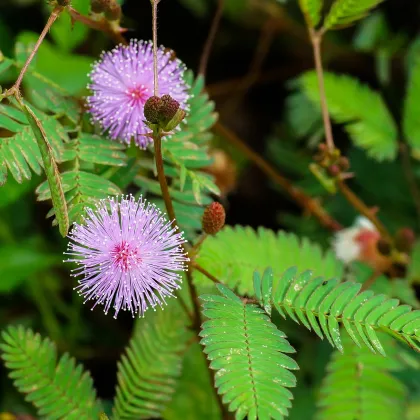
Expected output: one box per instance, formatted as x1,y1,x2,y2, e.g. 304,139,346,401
68,6,127,44
198,0,224,79
153,133,176,221
192,263,221,284
4,6,64,97
337,180,392,243
309,30,335,151
400,142,420,229
360,270,381,292
213,121,342,231
152,0,159,95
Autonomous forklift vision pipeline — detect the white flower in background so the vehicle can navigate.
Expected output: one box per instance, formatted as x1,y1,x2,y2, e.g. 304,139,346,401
332,216,378,264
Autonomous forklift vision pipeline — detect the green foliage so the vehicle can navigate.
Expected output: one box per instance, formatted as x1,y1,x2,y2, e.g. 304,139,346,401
137,72,218,239
260,266,420,354
161,72,219,203
403,58,420,159
317,332,407,419
163,342,221,420
36,133,124,225
323,0,385,31
298,0,323,27
15,32,92,95
297,71,398,161
112,301,192,420
0,242,59,292
194,226,344,296
0,102,69,185
22,102,69,236
200,284,298,419
0,325,101,419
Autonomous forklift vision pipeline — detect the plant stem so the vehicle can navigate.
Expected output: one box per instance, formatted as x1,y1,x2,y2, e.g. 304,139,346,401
337,180,392,242
153,131,176,221
5,6,64,97
400,142,420,229
309,30,335,151
192,263,221,284
152,0,159,96
68,6,127,44
213,121,342,231
198,0,224,79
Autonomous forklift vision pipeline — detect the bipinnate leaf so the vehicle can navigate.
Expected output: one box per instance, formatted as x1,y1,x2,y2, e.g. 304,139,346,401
298,71,397,161
258,266,420,354
316,332,407,420
112,300,192,419
21,102,69,236
1,325,101,419
200,284,298,419
324,0,385,31
299,0,323,27
0,102,69,185
194,225,343,296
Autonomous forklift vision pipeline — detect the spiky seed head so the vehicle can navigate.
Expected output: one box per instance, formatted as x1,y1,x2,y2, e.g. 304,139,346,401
105,1,121,20
144,96,163,124
327,164,340,177
395,228,415,253
202,202,226,235
160,94,180,122
90,0,111,13
338,156,350,171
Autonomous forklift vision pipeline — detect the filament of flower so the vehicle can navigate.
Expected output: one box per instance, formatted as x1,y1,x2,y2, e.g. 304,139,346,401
111,241,142,272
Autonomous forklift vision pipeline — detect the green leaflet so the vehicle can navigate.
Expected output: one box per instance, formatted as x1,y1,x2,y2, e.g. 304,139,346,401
403,58,420,159
298,0,323,27
160,71,219,203
36,132,125,226
112,300,192,420
298,71,398,161
200,284,298,419
21,102,69,237
0,325,102,419
194,226,343,296
323,0,385,31
0,102,69,184
258,267,420,354
316,332,407,420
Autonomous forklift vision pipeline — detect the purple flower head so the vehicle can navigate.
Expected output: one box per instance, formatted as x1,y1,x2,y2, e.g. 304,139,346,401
65,195,189,318
87,39,190,149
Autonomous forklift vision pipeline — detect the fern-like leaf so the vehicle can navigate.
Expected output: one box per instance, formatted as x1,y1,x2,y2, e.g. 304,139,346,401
112,300,192,419
200,284,298,419
403,58,420,159
194,226,343,296
260,266,420,354
36,133,124,225
0,103,69,185
298,71,397,161
161,71,219,204
0,325,101,419
317,332,407,419
324,0,385,31
298,0,323,27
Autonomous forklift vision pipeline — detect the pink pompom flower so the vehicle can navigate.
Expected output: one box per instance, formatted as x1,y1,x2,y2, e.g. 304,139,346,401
87,39,190,148
65,195,188,318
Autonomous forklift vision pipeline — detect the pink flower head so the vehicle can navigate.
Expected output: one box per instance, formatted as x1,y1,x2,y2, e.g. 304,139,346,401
65,195,189,318
87,39,190,149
